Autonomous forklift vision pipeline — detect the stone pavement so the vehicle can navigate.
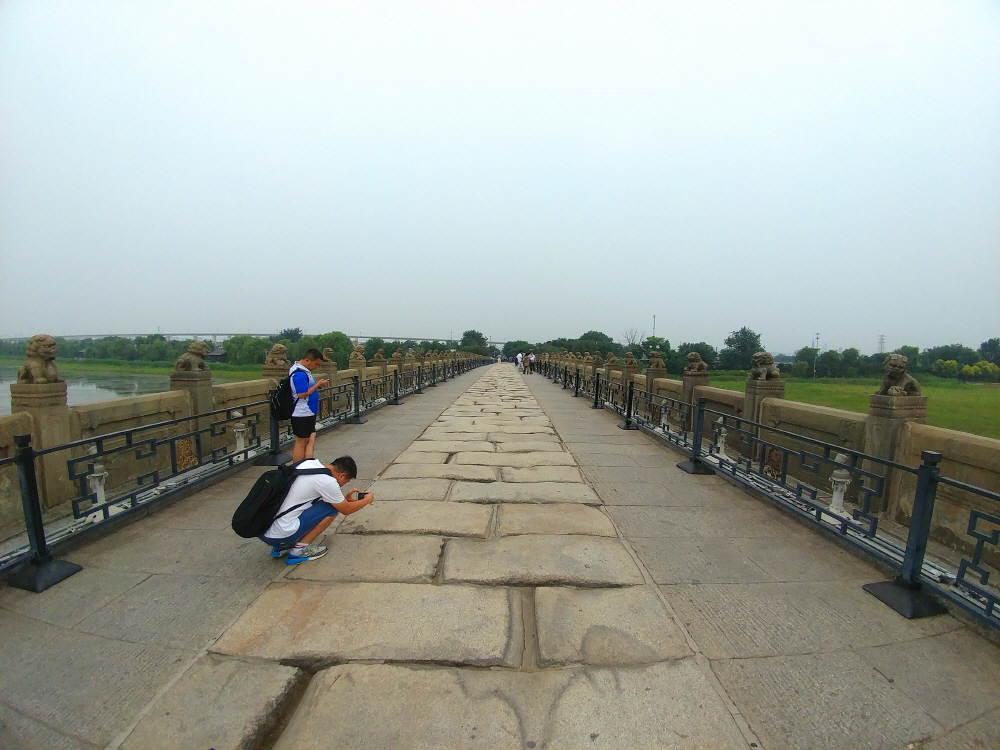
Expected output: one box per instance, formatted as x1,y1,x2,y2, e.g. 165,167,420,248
3,365,1000,749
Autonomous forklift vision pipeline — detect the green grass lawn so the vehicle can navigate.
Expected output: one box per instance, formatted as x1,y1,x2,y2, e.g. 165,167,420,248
706,373,1000,440
0,356,261,381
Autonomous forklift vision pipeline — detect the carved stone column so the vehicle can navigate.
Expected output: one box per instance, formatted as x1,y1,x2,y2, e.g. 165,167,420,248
863,395,928,513
10,381,75,508
170,369,213,459
743,379,785,425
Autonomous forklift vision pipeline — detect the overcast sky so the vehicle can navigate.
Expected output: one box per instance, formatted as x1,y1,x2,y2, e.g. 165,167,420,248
1,1,997,354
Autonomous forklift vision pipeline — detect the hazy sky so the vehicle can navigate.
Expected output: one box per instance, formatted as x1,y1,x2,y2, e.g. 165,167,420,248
1,1,998,354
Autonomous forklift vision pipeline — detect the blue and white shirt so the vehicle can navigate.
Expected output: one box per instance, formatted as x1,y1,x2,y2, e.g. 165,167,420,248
289,363,318,417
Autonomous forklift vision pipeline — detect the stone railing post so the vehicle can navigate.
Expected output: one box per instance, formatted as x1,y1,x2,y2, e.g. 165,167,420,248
10,381,75,508
170,368,213,459
863,394,928,513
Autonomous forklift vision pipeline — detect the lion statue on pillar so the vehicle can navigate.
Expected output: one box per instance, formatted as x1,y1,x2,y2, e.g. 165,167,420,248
17,334,61,384
748,351,782,381
875,354,921,396
683,351,709,374
264,344,289,366
174,341,211,371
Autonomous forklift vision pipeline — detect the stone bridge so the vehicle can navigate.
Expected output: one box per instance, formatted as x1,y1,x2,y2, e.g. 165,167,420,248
1,365,999,749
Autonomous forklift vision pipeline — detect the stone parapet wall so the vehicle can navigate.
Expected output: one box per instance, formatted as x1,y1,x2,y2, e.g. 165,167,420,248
892,422,1000,566
213,379,274,454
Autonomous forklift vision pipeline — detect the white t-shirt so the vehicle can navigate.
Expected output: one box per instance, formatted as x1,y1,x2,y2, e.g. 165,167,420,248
516,353,523,364
264,459,344,539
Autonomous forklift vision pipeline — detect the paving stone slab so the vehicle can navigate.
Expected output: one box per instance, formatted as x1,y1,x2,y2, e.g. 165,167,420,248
418,430,489,440
629,537,775,584
713,651,942,750
442,535,643,586
272,661,747,750
606,504,800,538
366,478,452,501
662,580,960,659
535,586,692,665
451,481,601,504
408,440,494,452
381,463,498,482
495,441,566,453
497,503,616,536
0,703,94,750
454,451,576,467
337,501,493,537
488,432,560,443
497,424,557,434
858,628,1000,729
918,706,1000,750
121,654,304,750
0,567,150,628
501,466,584,483
391,450,450,464
0,624,191,747
213,582,519,668
286,534,444,583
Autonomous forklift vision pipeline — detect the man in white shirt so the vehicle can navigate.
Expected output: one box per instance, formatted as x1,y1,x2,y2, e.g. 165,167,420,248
516,352,523,372
259,455,374,564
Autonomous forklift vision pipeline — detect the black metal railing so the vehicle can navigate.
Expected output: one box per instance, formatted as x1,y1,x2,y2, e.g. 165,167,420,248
549,363,1000,630
1,358,490,586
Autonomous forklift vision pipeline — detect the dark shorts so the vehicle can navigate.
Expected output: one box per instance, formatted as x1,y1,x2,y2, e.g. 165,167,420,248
290,415,317,438
259,501,339,547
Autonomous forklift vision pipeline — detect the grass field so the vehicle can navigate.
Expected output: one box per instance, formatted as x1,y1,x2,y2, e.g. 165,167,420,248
708,373,1000,440
0,356,260,381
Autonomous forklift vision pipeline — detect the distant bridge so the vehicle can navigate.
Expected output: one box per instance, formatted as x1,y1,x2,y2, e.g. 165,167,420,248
2,333,508,346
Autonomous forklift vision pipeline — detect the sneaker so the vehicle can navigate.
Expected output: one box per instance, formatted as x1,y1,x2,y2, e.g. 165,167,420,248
286,544,328,565
270,547,289,558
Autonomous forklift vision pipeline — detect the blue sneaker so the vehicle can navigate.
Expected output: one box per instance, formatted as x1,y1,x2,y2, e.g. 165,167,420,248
286,544,328,565
270,547,289,558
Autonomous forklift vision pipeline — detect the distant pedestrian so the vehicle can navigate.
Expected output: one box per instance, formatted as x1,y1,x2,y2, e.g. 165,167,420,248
289,348,329,462
526,351,535,374
516,351,524,372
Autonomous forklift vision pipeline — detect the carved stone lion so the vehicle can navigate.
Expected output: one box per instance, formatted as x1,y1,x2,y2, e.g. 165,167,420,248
17,334,60,384
876,354,921,396
373,348,386,361
748,351,782,381
174,341,211,371
264,344,289,366
684,352,709,374
321,347,334,362
623,351,639,367
647,351,666,370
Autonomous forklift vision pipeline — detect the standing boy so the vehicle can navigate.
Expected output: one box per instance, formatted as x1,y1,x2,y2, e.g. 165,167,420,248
290,348,329,462
259,455,373,564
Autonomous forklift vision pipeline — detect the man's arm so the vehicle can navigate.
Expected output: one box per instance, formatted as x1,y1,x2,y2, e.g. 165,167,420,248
334,490,374,515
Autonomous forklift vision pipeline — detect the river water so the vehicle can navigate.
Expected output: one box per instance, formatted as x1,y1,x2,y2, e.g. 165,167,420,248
0,366,174,416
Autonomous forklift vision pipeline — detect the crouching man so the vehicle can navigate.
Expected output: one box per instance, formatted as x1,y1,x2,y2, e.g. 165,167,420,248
259,455,373,565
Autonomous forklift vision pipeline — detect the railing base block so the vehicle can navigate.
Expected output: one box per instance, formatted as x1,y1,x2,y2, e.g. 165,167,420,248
590,403,603,410
8,558,82,593
345,416,368,425
677,459,715,475
863,579,947,620
388,400,404,406
618,422,639,431
255,451,292,466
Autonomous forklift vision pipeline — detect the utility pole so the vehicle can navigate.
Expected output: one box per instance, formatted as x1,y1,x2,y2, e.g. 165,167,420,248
814,333,820,378
652,315,656,339
878,334,886,354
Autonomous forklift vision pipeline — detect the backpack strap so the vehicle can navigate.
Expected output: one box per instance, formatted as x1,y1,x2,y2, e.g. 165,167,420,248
271,464,335,522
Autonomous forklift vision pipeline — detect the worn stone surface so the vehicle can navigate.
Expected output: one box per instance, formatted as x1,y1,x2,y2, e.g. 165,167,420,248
450,481,601,504
213,582,519,668
858,628,1000,729
442,535,643,586
121,654,304,750
497,503,616,536
713,651,942,750
272,661,747,750
501,465,584,483
488,432,560,443
495,440,565,452
663,581,960,659
381,463,497,482
535,587,692,666
338,501,493,537
630,537,775,584
918,707,1000,750
365,478,452,501
408,439,494,452
391,450,450,464
285,534,444,583
453,451,576,466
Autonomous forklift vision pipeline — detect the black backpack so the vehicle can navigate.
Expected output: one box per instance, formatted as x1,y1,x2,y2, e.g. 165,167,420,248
231,461,333,538
270,376,296,421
